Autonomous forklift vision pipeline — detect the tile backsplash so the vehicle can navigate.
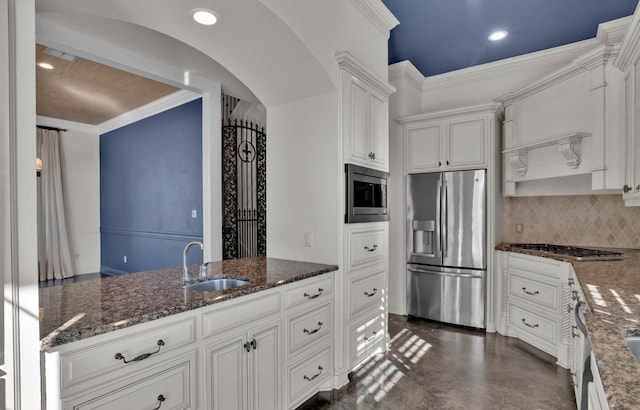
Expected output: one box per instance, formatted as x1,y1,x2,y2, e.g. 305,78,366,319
502,195,640,249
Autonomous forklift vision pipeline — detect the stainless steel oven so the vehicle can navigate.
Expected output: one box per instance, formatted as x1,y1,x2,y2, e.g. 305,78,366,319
345,164,389,223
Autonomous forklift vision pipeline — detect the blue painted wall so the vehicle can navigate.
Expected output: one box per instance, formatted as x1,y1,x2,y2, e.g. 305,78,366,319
100,98,203,274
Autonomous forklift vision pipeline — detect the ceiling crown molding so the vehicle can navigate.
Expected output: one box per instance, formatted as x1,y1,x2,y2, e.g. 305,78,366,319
336,50,396,96
350,0,399,39
597,15,632,45
495,45,613,105
388,61,424,91
615,5,640,72
422,39,599,93
97,89,201,134
36,116,100,134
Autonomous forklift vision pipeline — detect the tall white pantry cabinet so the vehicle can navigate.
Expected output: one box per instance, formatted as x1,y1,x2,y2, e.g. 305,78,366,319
336,51,395,385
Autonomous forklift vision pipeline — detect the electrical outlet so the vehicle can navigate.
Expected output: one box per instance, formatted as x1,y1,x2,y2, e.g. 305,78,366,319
304,231,313,248
515,223,524,234
191,209,197,218
124,255,127,263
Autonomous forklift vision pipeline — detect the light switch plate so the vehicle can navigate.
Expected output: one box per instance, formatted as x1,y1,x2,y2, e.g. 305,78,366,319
304,231,313,248
192,210,197,218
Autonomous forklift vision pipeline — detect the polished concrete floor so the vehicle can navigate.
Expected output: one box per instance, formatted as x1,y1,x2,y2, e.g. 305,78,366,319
302,314,576,410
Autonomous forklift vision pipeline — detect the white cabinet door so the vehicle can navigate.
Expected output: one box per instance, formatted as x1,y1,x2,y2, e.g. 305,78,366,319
206,333,247,410
348,77,371,166
369,90,388,170
622,63,640,205
205,321,280,410
446,117,486,169
247,322,280,410
405,123,443,172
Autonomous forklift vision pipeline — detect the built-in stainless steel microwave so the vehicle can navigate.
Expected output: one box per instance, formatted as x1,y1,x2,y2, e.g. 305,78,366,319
345,163,390,223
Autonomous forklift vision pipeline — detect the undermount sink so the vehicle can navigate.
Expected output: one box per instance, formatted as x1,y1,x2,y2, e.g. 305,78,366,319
624,328,640,365
184,278,249,292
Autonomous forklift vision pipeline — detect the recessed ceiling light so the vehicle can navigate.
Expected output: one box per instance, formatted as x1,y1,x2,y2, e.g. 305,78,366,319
38,62,54,70
488,31,508,41
191,8,218,25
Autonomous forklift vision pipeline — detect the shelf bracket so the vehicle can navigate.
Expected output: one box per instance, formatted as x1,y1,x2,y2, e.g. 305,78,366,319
509,150,528,176
557,136,583,169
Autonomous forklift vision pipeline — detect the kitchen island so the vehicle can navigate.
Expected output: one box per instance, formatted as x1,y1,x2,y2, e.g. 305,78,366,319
40,257,338,409
40,257,338,349
497,243,640,409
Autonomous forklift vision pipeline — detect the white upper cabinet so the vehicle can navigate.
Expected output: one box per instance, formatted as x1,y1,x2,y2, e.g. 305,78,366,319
400,104,502,173
495,40,626,196
615,10,640,206
337,51,396,172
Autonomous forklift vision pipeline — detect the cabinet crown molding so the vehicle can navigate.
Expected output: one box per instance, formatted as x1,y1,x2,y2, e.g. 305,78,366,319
396,102,503,125
597,16,632,46
495,45,616,105
388,61,424,91
350,0,399,39
336,50,396,96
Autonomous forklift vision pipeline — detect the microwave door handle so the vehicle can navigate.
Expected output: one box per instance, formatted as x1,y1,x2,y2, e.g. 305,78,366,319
435,178,442,258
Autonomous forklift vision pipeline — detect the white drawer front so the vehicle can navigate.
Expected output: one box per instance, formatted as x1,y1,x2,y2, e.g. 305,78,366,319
63,355,194,410
349,311,385,368
288,303,332,357
284,274,333,311
202,291,281,339
508,253,564,279
509,271,559,311
509,304,558,348
349,270,384,319
347,227,386,272
60,317,196,393
287,346,332,406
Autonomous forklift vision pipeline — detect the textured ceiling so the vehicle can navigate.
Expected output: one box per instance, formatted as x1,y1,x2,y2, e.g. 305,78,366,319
36,44,180,125
381,0,640,77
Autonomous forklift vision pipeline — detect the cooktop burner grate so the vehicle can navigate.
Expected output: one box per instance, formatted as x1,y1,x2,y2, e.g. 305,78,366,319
509,243,623,261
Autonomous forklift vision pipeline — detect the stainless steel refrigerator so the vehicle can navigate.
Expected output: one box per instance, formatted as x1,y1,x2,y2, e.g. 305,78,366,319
406,170,486,328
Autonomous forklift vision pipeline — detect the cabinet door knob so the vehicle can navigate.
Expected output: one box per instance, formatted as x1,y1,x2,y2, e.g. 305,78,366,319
446,160,449,166
624,184,632,193
438,161,442,167
636,185,640,191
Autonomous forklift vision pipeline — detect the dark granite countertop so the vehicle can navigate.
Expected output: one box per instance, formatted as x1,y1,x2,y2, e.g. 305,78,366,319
39,257,338,350
497,243,640,410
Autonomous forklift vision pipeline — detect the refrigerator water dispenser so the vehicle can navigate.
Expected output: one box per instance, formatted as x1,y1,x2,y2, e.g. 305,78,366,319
412,220,436,256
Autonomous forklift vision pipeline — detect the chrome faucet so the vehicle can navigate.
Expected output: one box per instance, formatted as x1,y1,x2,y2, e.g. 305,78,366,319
183,241,204,280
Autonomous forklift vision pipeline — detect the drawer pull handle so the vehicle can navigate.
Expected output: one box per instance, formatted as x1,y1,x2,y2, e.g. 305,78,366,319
364,288,378,297
521,319,539,329
521,287,539,296
153,395,166,410
364,331,378,342
567,304,574,313
304,288,324,299
303,366,323,382
568,278,575,286
303,322,323,335
364,244,378,252
572,290,579,301
114,339,164,364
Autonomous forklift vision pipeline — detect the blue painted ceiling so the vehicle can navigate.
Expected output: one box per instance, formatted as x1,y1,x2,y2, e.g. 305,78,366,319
381,0,639,77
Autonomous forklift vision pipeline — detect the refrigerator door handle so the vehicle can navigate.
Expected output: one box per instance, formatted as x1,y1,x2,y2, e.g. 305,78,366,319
435,178,442,258
442,178,448,260
408,266,483,279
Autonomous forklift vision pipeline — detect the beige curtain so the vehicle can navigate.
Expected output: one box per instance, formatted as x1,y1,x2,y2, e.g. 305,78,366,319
37,128,74,281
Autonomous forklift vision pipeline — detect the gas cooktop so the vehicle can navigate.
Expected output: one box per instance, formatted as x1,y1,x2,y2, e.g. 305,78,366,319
509,243,624,261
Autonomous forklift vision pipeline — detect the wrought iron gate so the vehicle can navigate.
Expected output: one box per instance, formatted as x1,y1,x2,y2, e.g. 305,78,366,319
222,117,266,259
